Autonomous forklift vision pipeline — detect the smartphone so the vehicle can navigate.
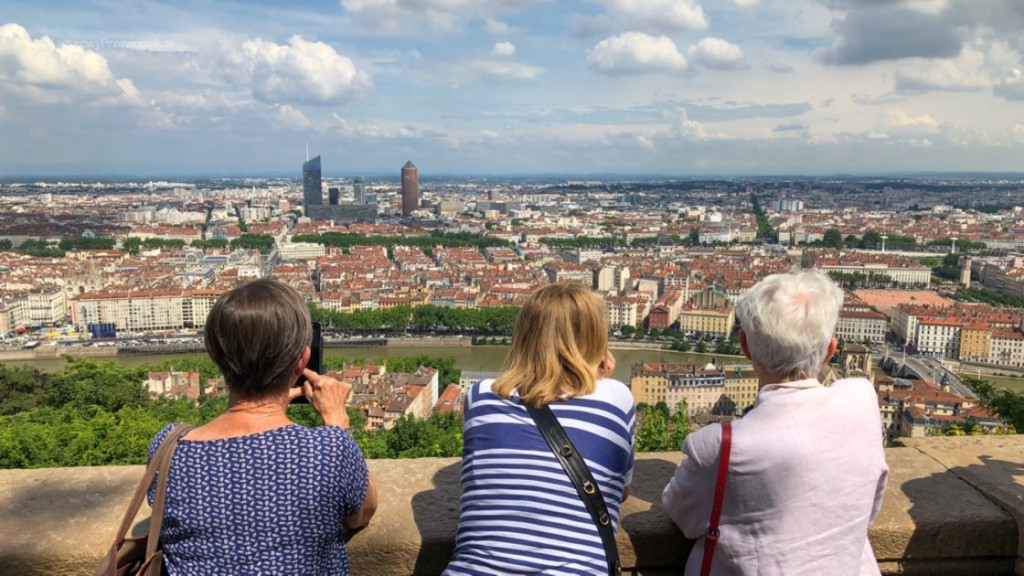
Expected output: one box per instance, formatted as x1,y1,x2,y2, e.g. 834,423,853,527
292,321,322,403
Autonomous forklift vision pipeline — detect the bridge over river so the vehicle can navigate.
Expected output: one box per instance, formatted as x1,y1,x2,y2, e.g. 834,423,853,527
880,351,977,399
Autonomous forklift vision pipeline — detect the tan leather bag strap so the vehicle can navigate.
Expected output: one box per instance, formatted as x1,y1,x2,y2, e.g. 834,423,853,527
110,424,195,550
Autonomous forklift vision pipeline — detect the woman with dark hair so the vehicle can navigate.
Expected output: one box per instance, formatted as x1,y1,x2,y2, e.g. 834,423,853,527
444,282,636,575
147,278,377,575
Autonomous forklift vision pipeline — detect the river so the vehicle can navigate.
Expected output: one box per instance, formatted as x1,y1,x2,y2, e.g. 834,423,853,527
6,345,745,385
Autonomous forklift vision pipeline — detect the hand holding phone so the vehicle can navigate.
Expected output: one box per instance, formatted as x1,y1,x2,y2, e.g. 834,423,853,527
292,321,322,404
598,350,616,379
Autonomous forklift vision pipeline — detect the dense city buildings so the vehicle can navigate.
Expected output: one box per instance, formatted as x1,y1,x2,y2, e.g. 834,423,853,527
1,175,1024,433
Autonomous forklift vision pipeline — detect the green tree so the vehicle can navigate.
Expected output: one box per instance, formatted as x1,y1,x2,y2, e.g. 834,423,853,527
58,236,117,251
823,229,844,249
668,401,690,449
122,237,143,254
636,402,690,452
44,358,150,412
636,405,669,452
750,196,777,242
229,234,275,253
963,376,1023,433
0,364,46,415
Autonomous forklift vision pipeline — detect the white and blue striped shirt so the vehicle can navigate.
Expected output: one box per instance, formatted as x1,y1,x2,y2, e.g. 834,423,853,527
444,378,636,576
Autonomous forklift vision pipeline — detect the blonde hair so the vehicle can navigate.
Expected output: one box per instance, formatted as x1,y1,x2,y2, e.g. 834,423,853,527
492,283,609,406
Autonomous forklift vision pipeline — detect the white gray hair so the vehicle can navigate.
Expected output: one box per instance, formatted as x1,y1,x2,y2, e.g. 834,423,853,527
734,269,843,380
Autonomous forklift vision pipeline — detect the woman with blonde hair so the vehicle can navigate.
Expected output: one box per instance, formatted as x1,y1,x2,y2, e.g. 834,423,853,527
444,282,636,575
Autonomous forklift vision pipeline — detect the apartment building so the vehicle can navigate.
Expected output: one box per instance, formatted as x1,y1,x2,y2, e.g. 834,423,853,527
836,309,888,344
916,318,961,357
606,296,641,329
24,289,66,326
803,250,931,286
678,307,735,338
630,362,728,416
990,331,1024,367
278,241,326,261
959,324,992,363
722,367,758,416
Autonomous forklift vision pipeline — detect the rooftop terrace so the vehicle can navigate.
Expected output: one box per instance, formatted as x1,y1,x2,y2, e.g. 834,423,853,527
1,435,1021,575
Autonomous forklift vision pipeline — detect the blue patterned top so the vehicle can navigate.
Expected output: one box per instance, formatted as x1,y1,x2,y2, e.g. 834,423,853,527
147,424,369,576
444,378,636,575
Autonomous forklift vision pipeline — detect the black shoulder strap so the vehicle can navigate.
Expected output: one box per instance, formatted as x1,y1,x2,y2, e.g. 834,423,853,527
524,402,621,576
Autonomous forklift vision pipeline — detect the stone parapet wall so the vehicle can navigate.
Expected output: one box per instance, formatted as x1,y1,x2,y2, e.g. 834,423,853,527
0,437,1021,575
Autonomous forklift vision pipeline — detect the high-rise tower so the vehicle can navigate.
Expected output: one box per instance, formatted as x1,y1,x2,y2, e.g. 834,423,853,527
401,161,418,217
302,155,322,214
353,176,365,205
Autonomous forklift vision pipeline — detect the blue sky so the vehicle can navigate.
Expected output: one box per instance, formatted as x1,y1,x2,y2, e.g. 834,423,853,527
1,0,1024,176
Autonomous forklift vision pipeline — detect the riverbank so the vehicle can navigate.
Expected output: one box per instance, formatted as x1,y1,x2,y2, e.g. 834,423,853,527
0,343,738,385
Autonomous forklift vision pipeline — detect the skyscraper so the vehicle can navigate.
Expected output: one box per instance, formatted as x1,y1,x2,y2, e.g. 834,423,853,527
401,161,418,216
353,176,365,205
302,155,322,214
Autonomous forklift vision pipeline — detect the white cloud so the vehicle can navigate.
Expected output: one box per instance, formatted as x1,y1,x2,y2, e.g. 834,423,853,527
995,68,1024,100
273,104,312,130
733,0,759,6
473,59,543,80
491,42,516,57
587,32,688,75
341,0,543,31
1012,123,1024,142
572,15,615,38
881,109,940,137
0,23,142,106
635,133,656,149
330,112,450,143
596,0,709,32
669,107,710,140
208,35,372,105
341,0,404,28
687,37,745,70
894,44,996,93
485,18,510,35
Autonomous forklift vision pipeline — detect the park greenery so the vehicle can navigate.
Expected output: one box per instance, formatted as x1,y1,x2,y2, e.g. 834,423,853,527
291,231,512,257
826,270,897,289
951,286,1024,308
636,401,689,452
117,235,276,255
541,237,624,250
750,196,778,242
921,253,963,283
963,376,1024,433
0,349,711,469
0,354,469,469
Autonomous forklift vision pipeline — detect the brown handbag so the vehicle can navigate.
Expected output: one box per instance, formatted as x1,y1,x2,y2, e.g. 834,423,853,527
94,424,195,576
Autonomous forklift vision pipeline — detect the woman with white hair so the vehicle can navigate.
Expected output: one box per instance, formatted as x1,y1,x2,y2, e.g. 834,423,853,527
662,269,888,576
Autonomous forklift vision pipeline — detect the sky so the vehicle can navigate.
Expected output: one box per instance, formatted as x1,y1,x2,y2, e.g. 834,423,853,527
1,0,1024,177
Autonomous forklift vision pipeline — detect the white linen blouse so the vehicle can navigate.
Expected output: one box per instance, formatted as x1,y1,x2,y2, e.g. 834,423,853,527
662,377,889,576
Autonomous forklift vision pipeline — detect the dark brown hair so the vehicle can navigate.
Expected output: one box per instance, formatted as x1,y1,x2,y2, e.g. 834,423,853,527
204,279,312,400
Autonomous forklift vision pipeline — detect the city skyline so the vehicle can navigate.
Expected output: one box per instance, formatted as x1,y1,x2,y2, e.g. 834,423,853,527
2,0,1024,177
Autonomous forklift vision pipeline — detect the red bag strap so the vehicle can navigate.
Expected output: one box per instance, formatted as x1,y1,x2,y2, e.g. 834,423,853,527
701,421,732,576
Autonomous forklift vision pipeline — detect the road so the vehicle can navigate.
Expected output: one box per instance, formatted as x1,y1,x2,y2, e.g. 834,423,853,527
900,354,978,399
